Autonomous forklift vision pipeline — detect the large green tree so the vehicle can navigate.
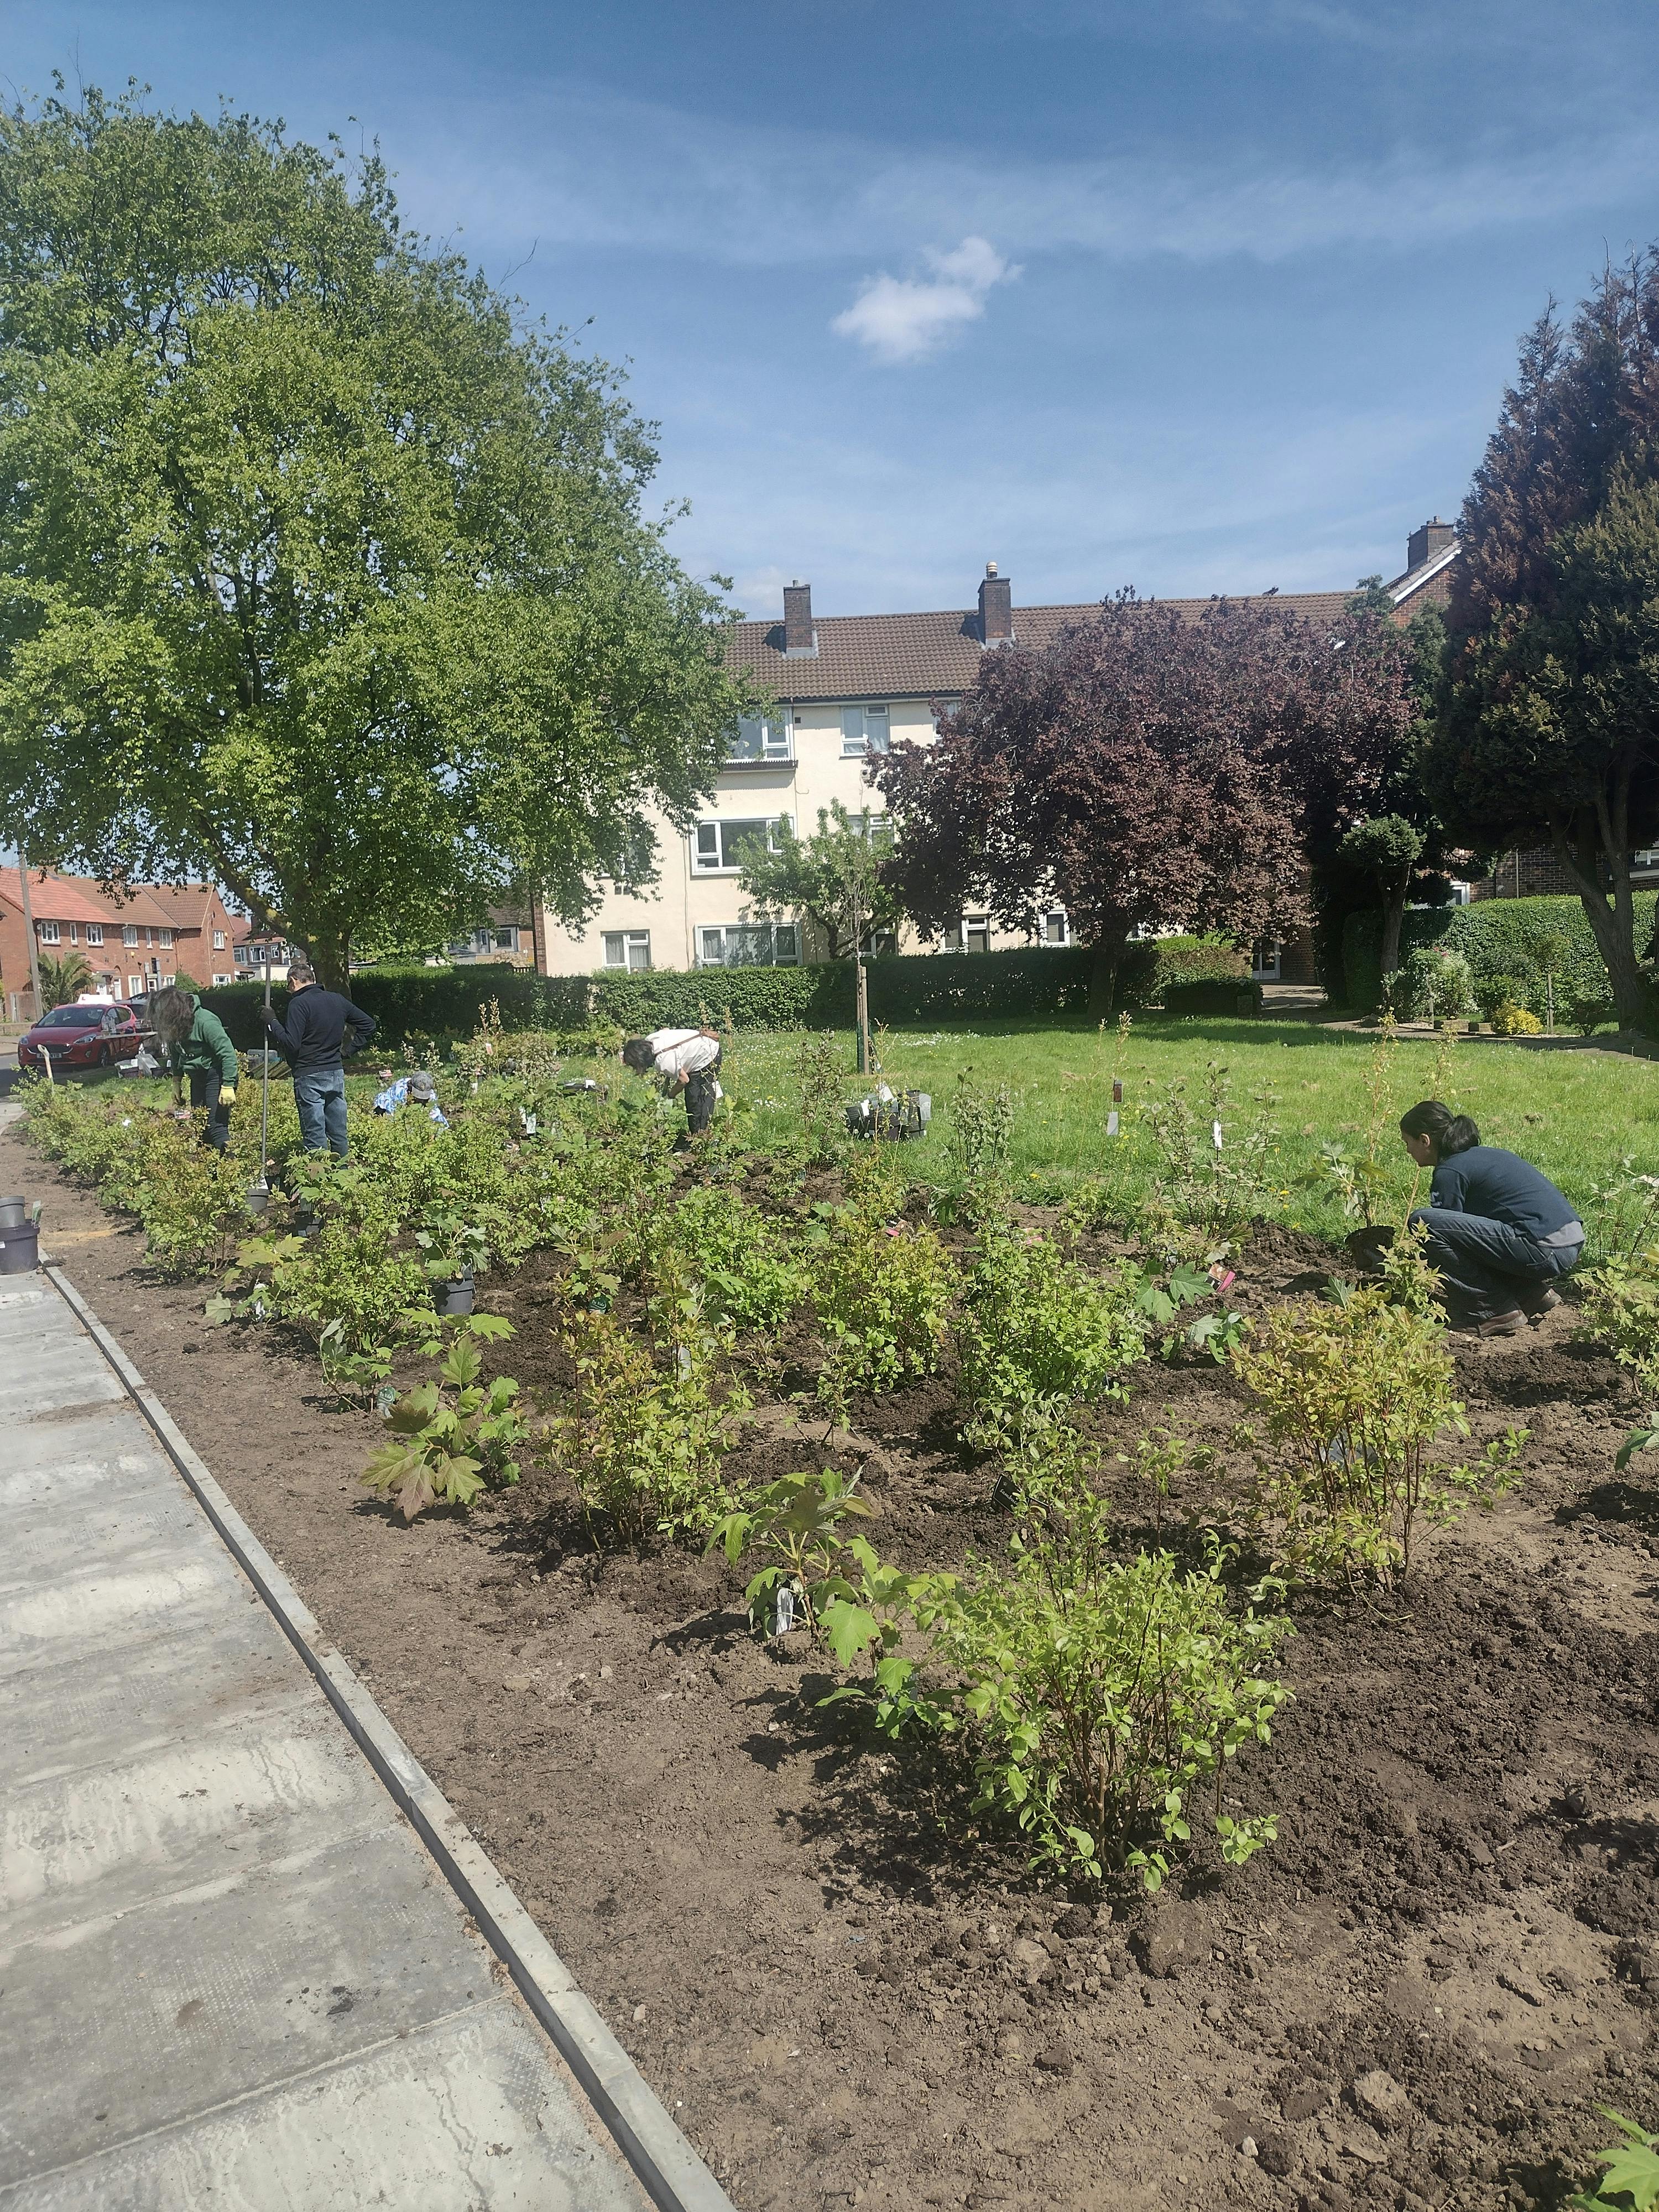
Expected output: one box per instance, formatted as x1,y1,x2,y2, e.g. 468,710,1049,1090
0,85,751,984
1430,257,1659,1029
735,801,905,959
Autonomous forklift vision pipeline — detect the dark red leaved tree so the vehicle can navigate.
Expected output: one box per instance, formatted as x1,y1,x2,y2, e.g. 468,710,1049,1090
874,592,1412,1011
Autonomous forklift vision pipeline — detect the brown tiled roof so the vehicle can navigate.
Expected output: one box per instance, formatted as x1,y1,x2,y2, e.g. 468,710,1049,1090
724,592,1358,702
129,881,221,933
0,868,219,932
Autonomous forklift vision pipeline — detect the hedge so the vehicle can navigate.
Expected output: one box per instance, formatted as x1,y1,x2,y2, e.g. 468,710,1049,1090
198,936,1255,1051
1339,894,1659,1021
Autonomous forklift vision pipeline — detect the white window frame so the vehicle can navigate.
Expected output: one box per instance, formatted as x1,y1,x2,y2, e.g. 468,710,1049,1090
67,922,80,943
727,711,792,765
692,816,791,875
126,975,142,996
697,922,800,968
86,922,103,946
39,920,60,944
602,929,653,973
493,927,517,950
123,924,138,948
840,703,891,758
1042,910,1069,946
159,928,173,948
212,930,225,950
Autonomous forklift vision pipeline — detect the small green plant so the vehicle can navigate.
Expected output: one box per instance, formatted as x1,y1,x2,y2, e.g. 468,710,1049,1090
1569,2109,1659,2210
796,1031,849,1164
904,1434,1289,1886
957,1221,1148,1443
361,1331,527,1521
651,1184,806,1334
708,1469,904,1659
945,1071,1014,1206
1232,1284,1526,1581
1121,1421,1215,1536
813,1199,956,1407
1143,1065,1278,1242
554,1305,749,1546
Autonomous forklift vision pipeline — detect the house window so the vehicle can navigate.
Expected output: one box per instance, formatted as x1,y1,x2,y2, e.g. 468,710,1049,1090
67,922,79,943
1043,910,1068,945
965,915,991,954
39,921,60,944
212,972,233,986
234,945,248,964
159,928,173,948
692,816,790,874
126,975,143,996
493,927,517,950
698,923,799,968
86,923,103,946
212,930,225,950
840,704,890,758
727,711,792,764
123,924,138,947
603,930,652,972
160,972,175,987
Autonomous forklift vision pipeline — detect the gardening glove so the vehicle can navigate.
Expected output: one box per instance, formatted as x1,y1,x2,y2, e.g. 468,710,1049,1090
219,1084,237,1106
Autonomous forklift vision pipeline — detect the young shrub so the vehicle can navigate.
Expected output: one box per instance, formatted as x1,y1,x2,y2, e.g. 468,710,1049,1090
1142,1065,1278,1243
1231,1286,1525,1581
653,1184,807,1334
796,1031,849,1165
709,1469,904,1656
361,1331,528,1521
909,1436,1289,1887
812,1193,957,1405
1401,945,1474,1021
554,1306,749,1547
1580,1244,1659,1405
956,1222,1149,1443
944,1071,1014,1212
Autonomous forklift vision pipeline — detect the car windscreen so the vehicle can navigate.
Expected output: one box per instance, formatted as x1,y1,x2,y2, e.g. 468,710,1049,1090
38,1008,98,1027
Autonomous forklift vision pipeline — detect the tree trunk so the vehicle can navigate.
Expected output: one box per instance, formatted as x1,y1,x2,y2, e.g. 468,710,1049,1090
1378,870,1411,983
1088,931,1128,1019
306,933,352,994
1551,789,1659,1032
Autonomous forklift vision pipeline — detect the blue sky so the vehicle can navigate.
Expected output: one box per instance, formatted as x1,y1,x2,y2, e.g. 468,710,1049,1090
5,0,1658,620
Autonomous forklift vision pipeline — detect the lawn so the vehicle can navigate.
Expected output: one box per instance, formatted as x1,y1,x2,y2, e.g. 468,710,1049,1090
722,1014,1659,1244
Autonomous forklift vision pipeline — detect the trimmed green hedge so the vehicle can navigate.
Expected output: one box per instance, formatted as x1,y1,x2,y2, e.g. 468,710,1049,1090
200,936,1255,1050
1339,894,1659,1020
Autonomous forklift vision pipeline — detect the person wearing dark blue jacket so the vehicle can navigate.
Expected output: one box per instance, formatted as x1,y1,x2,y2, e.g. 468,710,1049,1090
263,963,377,1157
1399,1100,1584,1338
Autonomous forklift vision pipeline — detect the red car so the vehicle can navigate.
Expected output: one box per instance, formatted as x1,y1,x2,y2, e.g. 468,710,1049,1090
17,1004,144,1072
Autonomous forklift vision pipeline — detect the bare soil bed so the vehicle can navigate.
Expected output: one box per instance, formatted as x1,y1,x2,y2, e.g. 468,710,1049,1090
11,1121,1659,2212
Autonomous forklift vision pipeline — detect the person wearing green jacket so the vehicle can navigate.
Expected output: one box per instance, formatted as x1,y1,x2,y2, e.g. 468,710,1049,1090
149,985,239,1152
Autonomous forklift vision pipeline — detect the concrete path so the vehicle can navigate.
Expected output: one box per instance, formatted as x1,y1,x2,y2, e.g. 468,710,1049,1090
0,1261,656,2210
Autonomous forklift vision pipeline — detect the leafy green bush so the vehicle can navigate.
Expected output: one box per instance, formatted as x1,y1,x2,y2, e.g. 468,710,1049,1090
895,1434,1288,1886
1232,1284,1526,1580
944,1072,1014,1199
956,1223,1148,1441
651,1185,806,1334
709,1469,901,1653
554,1307,749,1545
1341,892,1659,1018
361,1330,527,1520
1580,1246,1659,1402
812,1188,957,1402
1401,945,1474,1019
1568,2109,1659,2211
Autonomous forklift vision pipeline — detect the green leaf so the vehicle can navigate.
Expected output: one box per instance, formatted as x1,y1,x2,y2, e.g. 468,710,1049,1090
821,1598,881,1667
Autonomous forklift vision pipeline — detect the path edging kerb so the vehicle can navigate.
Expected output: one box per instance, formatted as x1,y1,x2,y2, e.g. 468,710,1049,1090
43,1259,732,2212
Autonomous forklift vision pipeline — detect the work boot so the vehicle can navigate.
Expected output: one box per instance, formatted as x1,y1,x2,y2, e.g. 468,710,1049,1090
1473,1309,1527,1339
1519,1286,1563,1321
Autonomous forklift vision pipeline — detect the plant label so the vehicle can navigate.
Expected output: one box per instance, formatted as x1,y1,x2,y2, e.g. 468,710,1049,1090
1107,1110,1119,1138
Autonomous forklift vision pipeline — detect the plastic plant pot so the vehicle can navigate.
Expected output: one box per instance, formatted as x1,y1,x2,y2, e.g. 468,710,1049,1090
0,1196,27,1229
0,1223,40,1275
434,1271,475,1318
244,1182,269,1217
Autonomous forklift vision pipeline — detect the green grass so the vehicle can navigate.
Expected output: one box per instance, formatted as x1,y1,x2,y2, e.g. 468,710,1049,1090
720,1015,1659,1245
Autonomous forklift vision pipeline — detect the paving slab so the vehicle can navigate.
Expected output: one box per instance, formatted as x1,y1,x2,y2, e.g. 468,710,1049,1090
0,1267,698,2211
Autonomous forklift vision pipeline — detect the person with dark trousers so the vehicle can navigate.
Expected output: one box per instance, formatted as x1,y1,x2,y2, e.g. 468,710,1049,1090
621,1026,722,1140
263,962,377,1158
1399,1100,1585,1338
149,986,240,1151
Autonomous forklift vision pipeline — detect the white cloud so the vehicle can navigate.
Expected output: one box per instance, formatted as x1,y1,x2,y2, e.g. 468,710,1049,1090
831,237,1019,364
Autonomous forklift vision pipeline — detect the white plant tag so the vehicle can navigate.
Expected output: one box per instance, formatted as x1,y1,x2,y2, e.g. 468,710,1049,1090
1212,1120,1224,1150
774,1584,796,1635
1106,1110,1119,1138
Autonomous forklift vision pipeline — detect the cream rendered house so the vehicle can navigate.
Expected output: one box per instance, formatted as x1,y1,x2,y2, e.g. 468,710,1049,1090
533,529,1458,978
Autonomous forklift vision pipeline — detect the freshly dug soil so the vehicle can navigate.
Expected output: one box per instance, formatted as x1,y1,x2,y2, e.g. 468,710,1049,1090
11,1124,1659,2212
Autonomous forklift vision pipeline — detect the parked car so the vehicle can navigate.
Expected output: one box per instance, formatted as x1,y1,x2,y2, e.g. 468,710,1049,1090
17,1003,144,1072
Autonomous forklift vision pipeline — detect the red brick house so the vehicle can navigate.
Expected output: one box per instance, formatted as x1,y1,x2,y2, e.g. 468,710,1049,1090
1,868,239,1021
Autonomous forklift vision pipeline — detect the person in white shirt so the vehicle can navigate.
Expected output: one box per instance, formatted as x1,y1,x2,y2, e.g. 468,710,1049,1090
622,1026,722,1136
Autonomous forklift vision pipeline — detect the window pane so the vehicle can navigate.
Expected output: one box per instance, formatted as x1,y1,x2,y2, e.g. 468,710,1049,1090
602,932,626,968
865,705,890,755
763,714,790,759
722,820,770,868
728,717,764,761
700,928,726,964
627,932,651,972
774,925,799,964
841,708,866,756
695,823,719,869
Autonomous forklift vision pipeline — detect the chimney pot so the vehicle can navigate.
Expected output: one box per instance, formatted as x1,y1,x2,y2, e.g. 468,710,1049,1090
978,564,1013,646
782,580,817,658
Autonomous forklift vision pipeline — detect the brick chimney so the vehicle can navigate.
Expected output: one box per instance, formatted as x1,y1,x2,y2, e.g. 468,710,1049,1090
978,561,1013,646
782,580,817,658
1406,516,1457,572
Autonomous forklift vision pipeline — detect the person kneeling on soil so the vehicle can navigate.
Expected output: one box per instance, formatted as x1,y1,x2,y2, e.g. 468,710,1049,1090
1397,1099,1584,1339
148,985,240,1153
620,1026,722,1140
371,1068,448,1125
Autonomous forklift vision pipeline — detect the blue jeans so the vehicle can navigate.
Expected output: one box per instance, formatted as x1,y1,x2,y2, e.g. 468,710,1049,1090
1408,1206,1582,1322
293,1066,349,1157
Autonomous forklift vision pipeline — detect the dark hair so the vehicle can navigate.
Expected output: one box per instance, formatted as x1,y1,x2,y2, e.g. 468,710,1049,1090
1399,1100,1480,1157
147,984,194,1048
620,1036,656,1073
286,962,316,986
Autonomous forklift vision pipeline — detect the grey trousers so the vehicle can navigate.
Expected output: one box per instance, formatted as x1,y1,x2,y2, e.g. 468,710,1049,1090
1408,1207,1582,1322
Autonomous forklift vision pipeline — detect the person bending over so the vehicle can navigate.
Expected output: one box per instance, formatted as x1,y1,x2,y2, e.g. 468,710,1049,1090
148,985,239,1152
1398,1099,1584,1339
620,1026,722,1138
263,963,377,1159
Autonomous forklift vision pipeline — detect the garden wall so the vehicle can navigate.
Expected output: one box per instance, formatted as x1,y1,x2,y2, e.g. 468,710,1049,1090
1339,894,1659,1020
200,937,1250,1050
